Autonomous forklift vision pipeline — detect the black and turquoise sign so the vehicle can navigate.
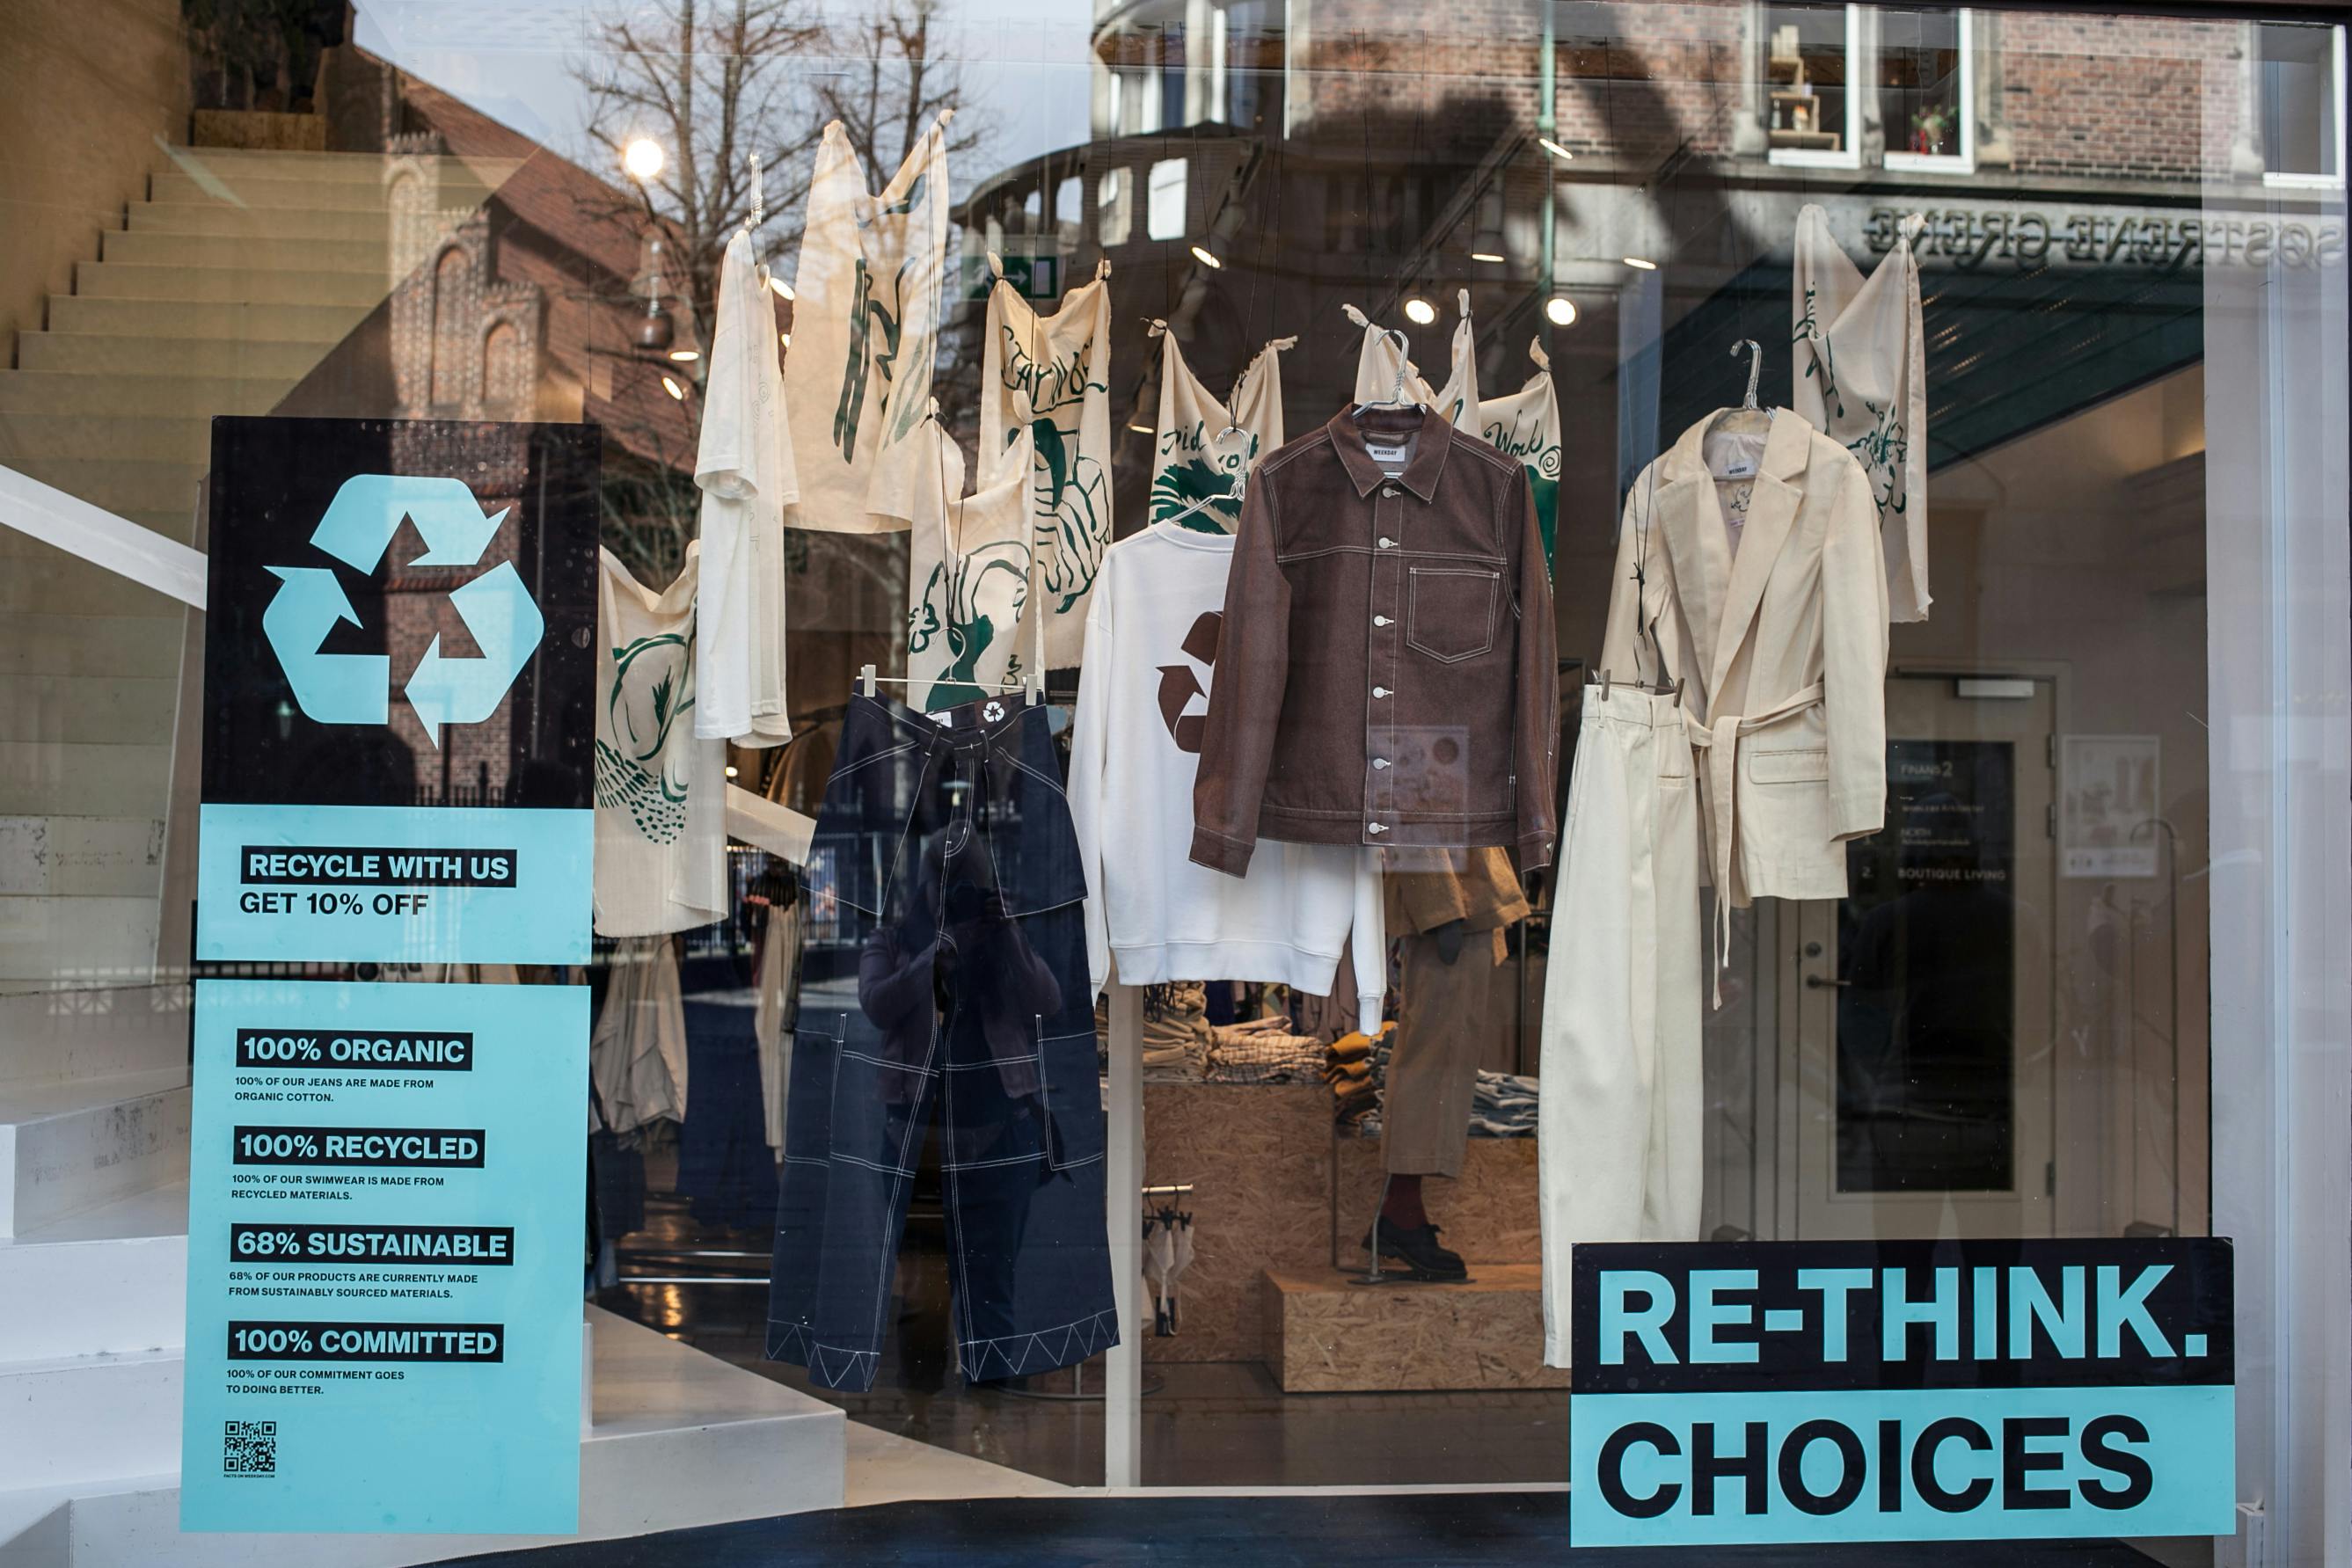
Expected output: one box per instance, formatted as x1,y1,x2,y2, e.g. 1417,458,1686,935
1568,1238,2235,1547
196,417,597,965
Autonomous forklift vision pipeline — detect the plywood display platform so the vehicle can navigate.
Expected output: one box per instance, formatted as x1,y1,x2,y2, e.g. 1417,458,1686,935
1264,1265,1567,1393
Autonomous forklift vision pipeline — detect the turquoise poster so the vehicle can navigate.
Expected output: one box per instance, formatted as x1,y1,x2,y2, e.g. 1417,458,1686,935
1567,1238,2236,1548
180,978,588,1534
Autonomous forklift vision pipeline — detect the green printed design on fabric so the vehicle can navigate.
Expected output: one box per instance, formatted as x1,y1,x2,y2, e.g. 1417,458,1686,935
594,630,694,844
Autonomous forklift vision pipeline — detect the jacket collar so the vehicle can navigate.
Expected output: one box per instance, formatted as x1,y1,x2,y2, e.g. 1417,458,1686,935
1327,405,1453,500
1653,410,1810,697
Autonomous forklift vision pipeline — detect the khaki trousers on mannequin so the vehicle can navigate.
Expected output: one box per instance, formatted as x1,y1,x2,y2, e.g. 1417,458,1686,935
1384,930,1504,1178
1539,688,1704,1368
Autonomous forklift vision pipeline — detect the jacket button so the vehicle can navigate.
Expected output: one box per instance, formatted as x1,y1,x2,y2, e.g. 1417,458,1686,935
1368,821,1388,835
1373,615,1390,627
1378,536,1397,549
1372,687,1389,698
1382,486,1399,499
1372,758,1391,770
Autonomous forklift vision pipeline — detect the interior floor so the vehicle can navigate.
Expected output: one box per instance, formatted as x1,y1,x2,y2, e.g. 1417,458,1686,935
594,1146,1571,1490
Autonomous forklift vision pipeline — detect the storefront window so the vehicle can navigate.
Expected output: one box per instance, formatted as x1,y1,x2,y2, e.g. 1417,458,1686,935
3,0,2347,1558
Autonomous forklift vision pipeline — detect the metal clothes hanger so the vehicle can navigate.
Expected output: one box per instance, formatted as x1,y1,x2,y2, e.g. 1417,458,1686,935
1710,338,1773,437
1352,329,1425,416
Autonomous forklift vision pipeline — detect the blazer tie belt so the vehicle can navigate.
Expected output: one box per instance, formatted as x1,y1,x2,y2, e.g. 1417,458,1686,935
1684,681,1825,1009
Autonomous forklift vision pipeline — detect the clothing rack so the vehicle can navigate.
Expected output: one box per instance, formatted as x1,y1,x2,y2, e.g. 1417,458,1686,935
1140,1183,1193,1200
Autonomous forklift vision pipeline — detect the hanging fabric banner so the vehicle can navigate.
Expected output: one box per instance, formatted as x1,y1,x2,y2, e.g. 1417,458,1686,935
781,114,953,534
1346,291,1475,422
1473,339,1564,568
594,545,727,937
1146,323,1295,533
979,252,1114,667
1793,202,1931,622
906,418,1038,711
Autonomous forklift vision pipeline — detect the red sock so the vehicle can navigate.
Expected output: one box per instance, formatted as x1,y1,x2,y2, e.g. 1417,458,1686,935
1381,1174,1428,1229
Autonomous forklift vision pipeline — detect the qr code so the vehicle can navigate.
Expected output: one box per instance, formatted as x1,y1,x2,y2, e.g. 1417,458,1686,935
222,1419,276,1477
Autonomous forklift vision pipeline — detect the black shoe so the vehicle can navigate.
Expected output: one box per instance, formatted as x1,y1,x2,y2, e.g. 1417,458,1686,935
1361,1217,1468,1280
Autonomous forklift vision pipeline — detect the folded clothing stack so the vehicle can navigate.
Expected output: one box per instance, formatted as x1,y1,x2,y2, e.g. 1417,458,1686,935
1325,1023,1394,1126
1203,1015,1326,1084
1141,981,1213,1078
1470,1070,1539,1137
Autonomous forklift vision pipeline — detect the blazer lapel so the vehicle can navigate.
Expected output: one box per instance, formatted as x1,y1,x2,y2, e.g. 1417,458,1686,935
1706,412,1810,697
1653,419,1730,689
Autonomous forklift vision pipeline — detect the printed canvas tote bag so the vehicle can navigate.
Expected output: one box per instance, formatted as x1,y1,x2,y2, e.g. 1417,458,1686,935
1146,322,1295,533
781,114,953,534
1793,202,1931,621
906,418,1039,711
978,252,1114,667
1471,339,1563,567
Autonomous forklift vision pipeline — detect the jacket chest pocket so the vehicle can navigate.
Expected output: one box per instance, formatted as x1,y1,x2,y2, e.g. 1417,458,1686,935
1406,566,1501,664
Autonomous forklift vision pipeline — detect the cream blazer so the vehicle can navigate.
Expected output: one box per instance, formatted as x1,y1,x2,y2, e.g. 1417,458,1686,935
1603,409,1888,914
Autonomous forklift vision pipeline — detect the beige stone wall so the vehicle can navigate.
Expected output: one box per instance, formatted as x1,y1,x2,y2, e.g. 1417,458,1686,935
0,0,189,363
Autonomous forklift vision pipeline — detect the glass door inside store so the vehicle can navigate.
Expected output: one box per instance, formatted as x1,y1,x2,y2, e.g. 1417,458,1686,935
1784,674,2059,1240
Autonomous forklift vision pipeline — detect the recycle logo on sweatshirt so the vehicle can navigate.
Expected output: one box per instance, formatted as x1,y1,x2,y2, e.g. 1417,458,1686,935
261,475,542,748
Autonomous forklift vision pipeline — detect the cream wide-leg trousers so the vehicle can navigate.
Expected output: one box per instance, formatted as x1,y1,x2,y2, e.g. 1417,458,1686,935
1538,687,1704,1368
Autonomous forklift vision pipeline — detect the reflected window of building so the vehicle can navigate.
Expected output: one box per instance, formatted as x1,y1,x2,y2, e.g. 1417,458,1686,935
2260,22,2346,188
1147,157,1187,239
1880,9,1972,171
1099,167,1132,246
1766,3,1860,168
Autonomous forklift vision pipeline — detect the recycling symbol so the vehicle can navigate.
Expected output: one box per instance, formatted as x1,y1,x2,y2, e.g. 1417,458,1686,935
1155,611,1222,755
261,475,543,748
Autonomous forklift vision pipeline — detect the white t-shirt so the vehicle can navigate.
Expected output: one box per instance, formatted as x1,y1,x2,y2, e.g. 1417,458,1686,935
694,230,796,746
594,545,728,937
1070,522,1386,1020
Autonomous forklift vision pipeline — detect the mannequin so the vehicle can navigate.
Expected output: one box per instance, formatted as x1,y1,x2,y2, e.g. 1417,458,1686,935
1367,849,1530,1279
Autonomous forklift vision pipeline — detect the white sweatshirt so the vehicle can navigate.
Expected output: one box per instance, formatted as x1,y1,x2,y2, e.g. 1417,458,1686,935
1070,521,1385,1020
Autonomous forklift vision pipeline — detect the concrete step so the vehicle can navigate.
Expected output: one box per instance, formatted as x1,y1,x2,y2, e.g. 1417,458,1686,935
0,896,164,992
0,742,175,819
45,297,369,347
0,985,189,1091
0,457,201,516
0,539,186,618
151,150,517,190
0,1070,190,1238
0,616,184,681
0,1347,181,1493
149,171,410,213
98,229,384,276
0,1181,186,1361
127,203,389,244
0,670,180,742
4,1309,845,1567
0,371,284,419
74,261,388,309
0,414,210,467
18,332,327,383
1265,1264,1566,1392
0,816,168,899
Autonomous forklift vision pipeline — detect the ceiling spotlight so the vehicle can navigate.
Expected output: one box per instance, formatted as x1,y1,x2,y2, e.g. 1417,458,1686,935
1403,296,1437,326
1470,251,1505,264
1538,137,1574,162
1545,295,1578,327
622,137,666,181
768,274,794,301
1622,256,1658,271
661,375,685,400
724,764,739,779
779,332,791,347
1189,244,1223,269
668,349,699,361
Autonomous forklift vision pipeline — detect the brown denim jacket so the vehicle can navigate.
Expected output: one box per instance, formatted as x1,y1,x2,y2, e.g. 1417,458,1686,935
1191,405,1559,877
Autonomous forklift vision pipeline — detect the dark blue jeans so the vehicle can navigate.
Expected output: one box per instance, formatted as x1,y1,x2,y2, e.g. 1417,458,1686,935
766,692,1116,1393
